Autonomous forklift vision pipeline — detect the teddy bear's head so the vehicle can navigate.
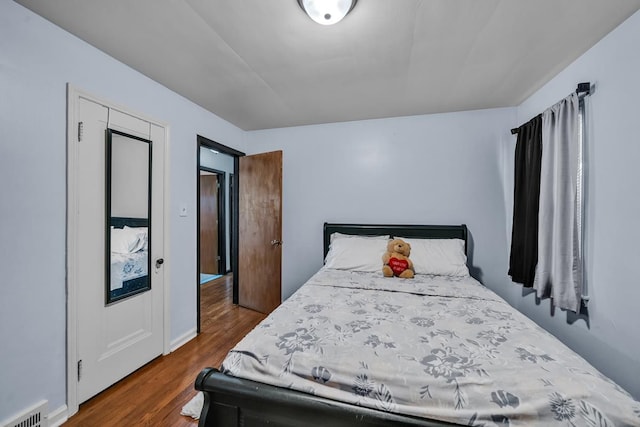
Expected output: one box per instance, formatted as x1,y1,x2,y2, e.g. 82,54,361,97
387,238,411,257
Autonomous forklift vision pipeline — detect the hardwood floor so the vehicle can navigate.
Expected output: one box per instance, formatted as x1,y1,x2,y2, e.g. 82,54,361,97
64,274,266,426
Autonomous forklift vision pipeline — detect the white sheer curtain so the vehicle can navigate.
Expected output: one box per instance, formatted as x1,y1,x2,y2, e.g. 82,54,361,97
533,92,583,312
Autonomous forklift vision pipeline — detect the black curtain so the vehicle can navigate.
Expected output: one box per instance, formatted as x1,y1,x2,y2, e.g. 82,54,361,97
509,115,542,287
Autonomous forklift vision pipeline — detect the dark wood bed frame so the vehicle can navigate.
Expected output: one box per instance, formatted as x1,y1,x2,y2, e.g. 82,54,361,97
195,223,468,427
110,216,149,229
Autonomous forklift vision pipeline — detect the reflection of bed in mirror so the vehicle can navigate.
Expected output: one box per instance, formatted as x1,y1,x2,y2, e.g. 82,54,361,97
109,216,149,302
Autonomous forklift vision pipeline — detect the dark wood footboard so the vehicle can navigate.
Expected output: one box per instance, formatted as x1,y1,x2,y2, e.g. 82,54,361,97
195,368,458,427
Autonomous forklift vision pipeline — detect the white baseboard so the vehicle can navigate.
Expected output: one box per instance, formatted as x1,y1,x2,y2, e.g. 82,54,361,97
170,327,197,352
48,404,68,427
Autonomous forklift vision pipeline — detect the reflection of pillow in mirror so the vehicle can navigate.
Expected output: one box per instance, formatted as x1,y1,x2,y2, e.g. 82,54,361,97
112,227,145,254
124,226,148,251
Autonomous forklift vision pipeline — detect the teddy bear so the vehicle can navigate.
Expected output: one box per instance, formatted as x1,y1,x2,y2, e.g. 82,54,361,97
382,238,415,278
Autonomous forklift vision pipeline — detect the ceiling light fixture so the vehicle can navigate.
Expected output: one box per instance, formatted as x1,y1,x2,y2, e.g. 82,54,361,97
297,0,357,26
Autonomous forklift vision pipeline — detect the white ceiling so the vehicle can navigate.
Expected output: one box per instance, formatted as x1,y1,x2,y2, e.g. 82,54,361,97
16,0,640,130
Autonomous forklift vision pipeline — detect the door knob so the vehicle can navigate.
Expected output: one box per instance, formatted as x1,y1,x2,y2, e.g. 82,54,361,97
270,240,283,246
155,258,164,268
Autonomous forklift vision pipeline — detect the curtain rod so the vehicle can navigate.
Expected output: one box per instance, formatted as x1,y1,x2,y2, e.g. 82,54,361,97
511,82,591,135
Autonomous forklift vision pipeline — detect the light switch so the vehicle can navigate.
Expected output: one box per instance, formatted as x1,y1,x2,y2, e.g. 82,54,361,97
179,205,188,217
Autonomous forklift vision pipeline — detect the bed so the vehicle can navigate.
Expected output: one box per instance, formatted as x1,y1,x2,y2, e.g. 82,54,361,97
195,223,640,426
109,217,149,302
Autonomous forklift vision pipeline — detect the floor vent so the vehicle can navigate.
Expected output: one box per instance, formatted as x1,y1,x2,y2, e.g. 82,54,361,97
3,400,48,427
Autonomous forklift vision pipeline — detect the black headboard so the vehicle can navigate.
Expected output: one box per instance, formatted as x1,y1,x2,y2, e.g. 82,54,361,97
323,223,468,259
110,216,149,229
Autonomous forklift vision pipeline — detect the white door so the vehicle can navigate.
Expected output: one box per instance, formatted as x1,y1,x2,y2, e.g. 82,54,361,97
75,96,165,403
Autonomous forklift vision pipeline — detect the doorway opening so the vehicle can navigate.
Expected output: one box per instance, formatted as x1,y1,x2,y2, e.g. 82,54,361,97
199,167,225,280
197,136,244,332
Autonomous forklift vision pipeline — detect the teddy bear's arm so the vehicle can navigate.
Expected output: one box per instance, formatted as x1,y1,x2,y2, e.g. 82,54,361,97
382,252,391,265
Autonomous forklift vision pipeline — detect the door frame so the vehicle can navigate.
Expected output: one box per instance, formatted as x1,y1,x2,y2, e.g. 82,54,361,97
199,166,226,275
229,173,235,273
66,85,171,417
196,135,244,332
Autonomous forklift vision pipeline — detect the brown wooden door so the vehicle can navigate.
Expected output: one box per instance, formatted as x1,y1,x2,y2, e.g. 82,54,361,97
239,151,282,314
200,174,219,274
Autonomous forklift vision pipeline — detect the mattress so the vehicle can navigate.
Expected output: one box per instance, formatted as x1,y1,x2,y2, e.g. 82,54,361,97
110,250,148,291
221,268,640,426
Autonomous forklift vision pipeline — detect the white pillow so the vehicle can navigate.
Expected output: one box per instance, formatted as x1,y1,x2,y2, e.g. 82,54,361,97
330,232,390,243
111,227,146,254
325,236,389,272
124,226,149,251
396,237,469,276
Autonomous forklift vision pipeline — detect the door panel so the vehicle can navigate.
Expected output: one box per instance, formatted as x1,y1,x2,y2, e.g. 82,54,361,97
239,151,282,314
108,109,150,137
200,174,219,274
76,97,164,403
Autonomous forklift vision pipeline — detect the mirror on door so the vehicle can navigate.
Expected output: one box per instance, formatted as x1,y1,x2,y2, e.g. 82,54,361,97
105,129,152,304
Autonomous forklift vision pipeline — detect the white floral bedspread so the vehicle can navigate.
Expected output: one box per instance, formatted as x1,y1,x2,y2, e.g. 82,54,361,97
221,269,640,426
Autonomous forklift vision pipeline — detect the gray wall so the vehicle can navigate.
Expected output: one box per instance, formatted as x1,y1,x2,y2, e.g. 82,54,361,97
0,1,244,420
503,10,640,399
244,107,515,300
